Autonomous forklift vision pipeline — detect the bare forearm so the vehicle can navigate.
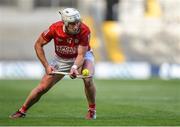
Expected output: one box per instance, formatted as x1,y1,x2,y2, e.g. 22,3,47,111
34,44,49,68
74,55,84,68
73,45,88,68
70,45,87,78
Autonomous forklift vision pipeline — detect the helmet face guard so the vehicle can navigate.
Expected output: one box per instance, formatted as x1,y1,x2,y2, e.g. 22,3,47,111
59,8,81,34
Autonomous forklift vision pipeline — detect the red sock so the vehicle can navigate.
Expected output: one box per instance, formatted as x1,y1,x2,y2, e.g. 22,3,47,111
19,105,27,113
89,104,96,110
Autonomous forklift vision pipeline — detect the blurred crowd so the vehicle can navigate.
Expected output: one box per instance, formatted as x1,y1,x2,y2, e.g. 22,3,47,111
0,0,180,65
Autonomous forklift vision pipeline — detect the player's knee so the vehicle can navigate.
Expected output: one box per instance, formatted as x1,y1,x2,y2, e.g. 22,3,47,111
84,78,93,87
84,77,92,83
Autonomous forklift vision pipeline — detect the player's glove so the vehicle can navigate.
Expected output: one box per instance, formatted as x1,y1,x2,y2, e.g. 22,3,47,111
69,65,79,79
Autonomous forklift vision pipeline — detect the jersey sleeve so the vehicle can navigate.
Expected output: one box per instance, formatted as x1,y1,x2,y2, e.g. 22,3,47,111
79,29,90,46
41,25,54,42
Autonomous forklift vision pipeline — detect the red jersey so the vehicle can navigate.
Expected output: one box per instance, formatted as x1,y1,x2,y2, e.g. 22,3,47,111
41,21,91,58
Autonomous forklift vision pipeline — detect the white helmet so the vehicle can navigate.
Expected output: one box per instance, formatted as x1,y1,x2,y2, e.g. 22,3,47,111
59,8,81,26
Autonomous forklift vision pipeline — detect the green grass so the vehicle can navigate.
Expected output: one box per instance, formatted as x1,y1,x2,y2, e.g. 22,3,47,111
0,79,180,126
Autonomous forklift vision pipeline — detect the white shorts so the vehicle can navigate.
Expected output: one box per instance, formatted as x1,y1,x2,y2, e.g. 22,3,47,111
50,51,94,72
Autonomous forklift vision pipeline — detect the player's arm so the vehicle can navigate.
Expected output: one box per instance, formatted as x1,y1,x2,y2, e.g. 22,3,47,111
75,45,88,67
70,45,88,77
34,35,52,75
73,30,90,68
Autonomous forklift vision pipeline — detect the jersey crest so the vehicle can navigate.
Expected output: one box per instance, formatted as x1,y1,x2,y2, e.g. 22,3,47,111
57,38,63,43
67,38,73,44
75,39,79,44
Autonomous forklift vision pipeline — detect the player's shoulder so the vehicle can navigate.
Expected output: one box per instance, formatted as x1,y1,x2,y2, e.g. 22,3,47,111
50,21,63,28
80,22,90,33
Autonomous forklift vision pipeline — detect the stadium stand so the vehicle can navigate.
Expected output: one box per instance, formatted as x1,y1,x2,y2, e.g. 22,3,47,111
1,0,180,65
119,0,180,65
145,0,161,17
83,16,101,62
102,21,125,63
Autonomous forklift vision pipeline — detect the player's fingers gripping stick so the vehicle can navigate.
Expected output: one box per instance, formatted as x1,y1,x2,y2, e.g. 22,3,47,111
70,65,79,79
46,66,54,75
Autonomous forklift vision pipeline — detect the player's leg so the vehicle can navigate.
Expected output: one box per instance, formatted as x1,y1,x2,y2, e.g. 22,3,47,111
9,74,64,119
83,60,96,104
82,51,96,119
21,74,64,111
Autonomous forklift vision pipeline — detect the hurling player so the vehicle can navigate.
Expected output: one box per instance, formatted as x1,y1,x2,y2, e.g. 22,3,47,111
10,8,96,120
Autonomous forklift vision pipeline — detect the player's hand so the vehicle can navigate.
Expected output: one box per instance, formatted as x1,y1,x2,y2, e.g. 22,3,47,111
45,65,54,75
69,65,79,79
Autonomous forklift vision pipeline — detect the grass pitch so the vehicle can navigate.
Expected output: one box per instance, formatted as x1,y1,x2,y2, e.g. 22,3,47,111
0,79,180,126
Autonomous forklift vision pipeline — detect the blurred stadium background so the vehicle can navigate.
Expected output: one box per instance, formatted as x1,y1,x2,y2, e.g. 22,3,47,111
0,0,180,79
0,1,180,126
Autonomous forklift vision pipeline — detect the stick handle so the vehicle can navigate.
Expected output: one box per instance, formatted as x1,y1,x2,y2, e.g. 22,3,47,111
51,71,92,79
51,71,69,75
